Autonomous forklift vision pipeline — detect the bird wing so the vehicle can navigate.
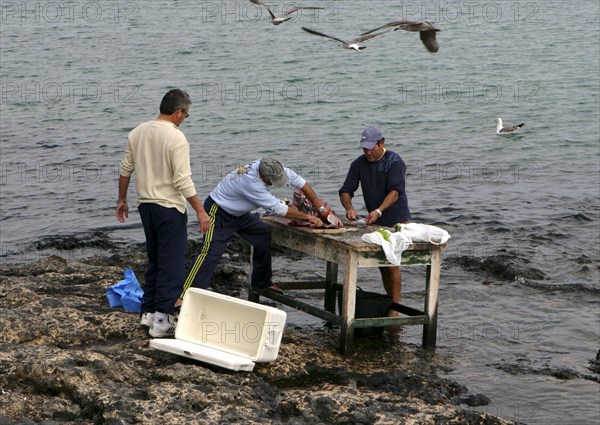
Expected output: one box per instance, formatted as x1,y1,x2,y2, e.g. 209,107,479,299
419,30,439,53
354,29,392,43
506,123,525,131
249,0,276,20
302,27,348,44
283,6,324,17
361,20,419,35
423,21,439,30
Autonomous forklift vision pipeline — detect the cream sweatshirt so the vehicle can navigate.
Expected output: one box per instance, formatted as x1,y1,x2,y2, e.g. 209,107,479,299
120,119,196,214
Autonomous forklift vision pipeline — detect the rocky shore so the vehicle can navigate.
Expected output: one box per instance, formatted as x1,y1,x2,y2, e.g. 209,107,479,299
0,233,517,425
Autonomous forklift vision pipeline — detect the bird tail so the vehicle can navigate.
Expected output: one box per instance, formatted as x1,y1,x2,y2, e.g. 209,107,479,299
517,123,525,128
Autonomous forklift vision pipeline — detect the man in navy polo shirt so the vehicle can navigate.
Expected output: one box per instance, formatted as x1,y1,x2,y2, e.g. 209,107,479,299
339,126,411,303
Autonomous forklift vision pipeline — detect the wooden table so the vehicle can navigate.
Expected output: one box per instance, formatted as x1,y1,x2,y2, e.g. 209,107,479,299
248,216,447,356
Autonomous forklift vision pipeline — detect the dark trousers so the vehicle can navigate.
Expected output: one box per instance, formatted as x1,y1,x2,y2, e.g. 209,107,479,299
181,197,272,296
138,203,188,314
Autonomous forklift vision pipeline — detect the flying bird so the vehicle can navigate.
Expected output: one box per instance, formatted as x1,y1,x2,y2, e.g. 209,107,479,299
361,20,441,53
495,118,525,134
301,26,389,51
250,0,324,25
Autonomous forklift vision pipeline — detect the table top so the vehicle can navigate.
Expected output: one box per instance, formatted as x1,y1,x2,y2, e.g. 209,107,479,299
263,216,446,253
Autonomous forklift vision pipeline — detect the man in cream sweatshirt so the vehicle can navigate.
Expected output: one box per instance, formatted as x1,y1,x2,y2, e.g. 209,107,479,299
116,89,210,337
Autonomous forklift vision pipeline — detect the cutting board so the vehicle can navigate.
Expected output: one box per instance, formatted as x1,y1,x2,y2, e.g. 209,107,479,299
291,226,348,234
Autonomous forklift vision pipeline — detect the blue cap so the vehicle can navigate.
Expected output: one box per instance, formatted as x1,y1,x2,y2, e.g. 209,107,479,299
360,126,383,149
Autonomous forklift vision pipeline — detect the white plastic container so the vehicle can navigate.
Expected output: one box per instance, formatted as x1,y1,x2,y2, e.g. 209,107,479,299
149,288,287,371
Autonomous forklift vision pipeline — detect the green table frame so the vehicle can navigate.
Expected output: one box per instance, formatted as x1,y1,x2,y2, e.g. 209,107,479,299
249,217,447,356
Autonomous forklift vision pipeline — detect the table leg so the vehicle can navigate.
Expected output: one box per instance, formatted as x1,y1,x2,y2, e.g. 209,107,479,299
340,251,358,356
423,248,442,348
325,261,338,314
248,290,259,303
247,246,259,303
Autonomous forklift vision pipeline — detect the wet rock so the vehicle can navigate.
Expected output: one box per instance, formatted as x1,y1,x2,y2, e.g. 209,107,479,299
457,393,491,407
490,361,600,383
0,236,515,424
589,349,600,374
35,231,113,251
447,253,546,281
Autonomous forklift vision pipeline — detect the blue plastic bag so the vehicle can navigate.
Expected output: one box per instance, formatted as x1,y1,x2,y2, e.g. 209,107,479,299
106,268,144,313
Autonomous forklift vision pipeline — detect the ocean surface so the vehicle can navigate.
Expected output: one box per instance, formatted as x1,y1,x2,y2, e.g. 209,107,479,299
1,1,599,423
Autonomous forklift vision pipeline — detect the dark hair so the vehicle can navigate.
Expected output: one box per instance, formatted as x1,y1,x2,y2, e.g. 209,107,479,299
159,89,191,115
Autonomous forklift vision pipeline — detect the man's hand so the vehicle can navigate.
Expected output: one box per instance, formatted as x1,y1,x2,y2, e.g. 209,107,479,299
365,210,379,224
345,207,357,221
317,208,330,223
115,200,128,223
306,215,323,227
197,211,211,233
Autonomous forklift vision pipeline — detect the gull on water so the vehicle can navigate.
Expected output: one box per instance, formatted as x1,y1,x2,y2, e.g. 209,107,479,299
361,20,441,53
301,26,389,51
495,118,525,134
250,0,324,25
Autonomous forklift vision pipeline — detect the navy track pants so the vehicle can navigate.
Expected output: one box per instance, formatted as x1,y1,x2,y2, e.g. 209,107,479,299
181,197,272,297
138,203,188,315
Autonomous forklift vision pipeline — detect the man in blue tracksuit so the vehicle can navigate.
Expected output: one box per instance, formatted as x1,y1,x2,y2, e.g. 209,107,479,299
339,126,411,303
179,157,330,301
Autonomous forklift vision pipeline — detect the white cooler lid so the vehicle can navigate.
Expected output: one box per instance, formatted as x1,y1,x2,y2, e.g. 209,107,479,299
149,339,256,372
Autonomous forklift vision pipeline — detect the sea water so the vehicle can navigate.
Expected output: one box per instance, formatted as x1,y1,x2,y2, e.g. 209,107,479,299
1,1,598,423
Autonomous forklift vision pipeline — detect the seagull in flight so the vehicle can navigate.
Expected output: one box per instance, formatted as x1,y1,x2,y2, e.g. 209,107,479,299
361,20,441,53
302,26,389,51
495,118,525,134
250,0,324,25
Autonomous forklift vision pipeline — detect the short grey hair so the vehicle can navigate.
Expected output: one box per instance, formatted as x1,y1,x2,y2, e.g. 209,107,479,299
159,89,191,115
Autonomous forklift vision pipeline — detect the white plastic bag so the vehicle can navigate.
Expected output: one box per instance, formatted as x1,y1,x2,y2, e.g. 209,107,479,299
361,229,411,266
394,222,451,245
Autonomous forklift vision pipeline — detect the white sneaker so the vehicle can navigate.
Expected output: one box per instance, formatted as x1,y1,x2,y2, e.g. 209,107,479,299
140,312,155,327
149,313,178,338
